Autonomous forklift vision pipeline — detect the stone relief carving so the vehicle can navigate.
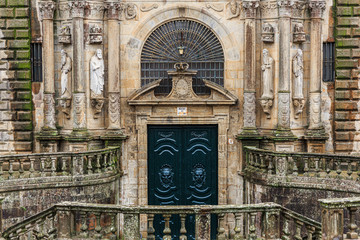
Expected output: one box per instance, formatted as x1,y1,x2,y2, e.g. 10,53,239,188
89,24,103,44
68,1,87,18
261,23,274,43
73,93,86,128
59,50,72,119
243,92,256,128
293,23,306,43
206,3,224,12
309,93,321,127
242,0,259,18
90,49,105,118
260,49,274,119
292,49,305,118
277,0,294,17
140,3,159,12
44,94,56,129
309,0,326,18
59,25,71,44
278,93,290,128
39,1,56,20
125,3,137,20
226,0,241,19
109,93,120,125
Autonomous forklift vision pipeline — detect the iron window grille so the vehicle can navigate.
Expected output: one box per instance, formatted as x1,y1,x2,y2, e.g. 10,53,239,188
141,20,225,95
323,42,335,82
31,43,43,82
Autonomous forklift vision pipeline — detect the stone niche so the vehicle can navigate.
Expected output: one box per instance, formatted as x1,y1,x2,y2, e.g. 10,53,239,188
127,62,238,205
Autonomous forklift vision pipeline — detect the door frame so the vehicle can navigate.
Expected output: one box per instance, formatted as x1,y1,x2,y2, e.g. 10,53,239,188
135,114,230,206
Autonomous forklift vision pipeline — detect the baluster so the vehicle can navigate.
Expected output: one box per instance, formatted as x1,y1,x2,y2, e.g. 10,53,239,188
41,157,46,177
0,160,3,180
80,211,88,237
336,157,342,179
108,152,114,170
292,156,298,176
248,152,253,166
346,207,358,239
163,214,172,240
248,212,256,240
234,213,243,240
179,214,187,240
268,156,274,175
315,157,320,177
8,159,14,179
260,154,266,170
282,215,291,240
147,214,155,240
94,212,102,239
109,213,117,240
217,213,226,240
29,156,35,178
303,157,309,176
102,153,108,172
306,225,314,240
61,156,68,176
87,155,93,174
51,156,57,176
19,158,24,178
357,162,360,181
294,220,303,240
95,154,101,173
347,159,353,180
124,213,140,239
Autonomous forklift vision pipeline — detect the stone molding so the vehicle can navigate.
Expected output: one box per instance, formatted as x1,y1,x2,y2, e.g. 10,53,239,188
242,0,259,18
308,0,326,18
39,1,56,20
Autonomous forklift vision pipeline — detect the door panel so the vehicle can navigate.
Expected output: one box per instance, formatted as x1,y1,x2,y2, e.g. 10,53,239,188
148,125,218,239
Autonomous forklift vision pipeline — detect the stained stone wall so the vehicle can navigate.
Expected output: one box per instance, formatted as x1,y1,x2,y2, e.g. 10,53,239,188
0,0,32,154
334,0,360,153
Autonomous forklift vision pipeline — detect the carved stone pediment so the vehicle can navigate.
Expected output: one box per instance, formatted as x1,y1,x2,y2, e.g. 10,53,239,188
128,63,237,106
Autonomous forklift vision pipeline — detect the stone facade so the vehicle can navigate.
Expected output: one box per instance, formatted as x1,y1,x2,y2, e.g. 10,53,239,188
0,0,32,153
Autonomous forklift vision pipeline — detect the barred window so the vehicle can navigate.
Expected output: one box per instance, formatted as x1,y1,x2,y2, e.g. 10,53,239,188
31,43,43,82
323,42,335,82
141,20,224,95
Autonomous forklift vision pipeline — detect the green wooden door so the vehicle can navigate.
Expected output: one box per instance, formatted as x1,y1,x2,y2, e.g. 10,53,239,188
148,125,218,239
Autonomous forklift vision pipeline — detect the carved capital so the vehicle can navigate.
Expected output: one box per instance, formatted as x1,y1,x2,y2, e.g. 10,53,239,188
277,0,294,17
69,1,88,18
309,0,326,18
39,1,56,20
105,2,124,19
242,0,259,18
44,93,56,129
293,97,305,119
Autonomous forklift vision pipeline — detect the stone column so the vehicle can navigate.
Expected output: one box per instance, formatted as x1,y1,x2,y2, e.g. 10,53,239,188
241,0,259,135
39,1,56,132
70,1,87,133
308,1,326,130
105,2,122,131
276,0,293,135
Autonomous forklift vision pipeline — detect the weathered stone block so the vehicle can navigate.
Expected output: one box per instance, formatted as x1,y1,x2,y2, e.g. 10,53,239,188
0,8,15,18
1,29,15,39
336,38,360,48
0,50,15,59
9,60,30,70
336,49,351,58
337,28,352,36
352,69,360,78
335,131,351,140
14,131,31,141
16,70,31,79
0,19,6,28
9,81,31,90
335,90,351,99
10,101,31,110
0,101,9,110
352,49,360,58
335,111,350,120
354,6,360,15
335,142,354,151
6,19,29,28
352,28,360,36
337,0,360,5
7,39,29,49
16,91,31,100
15,29,29,38
0,111,15,121
17,111,31,120
335,101,358,110
335,121,356,130
336,59,359,68
13,142,31,151
337,17,359,26
0,90,14,100
7,0,29,7
13,121,32,130
15,8,28,17
16,50,30,59
337,7,352,16
0,0,5,6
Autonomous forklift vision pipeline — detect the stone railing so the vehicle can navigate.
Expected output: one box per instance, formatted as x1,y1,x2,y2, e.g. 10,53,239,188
0,147,121,191
319,197,360,240
2,202,321,239
244,146,360,192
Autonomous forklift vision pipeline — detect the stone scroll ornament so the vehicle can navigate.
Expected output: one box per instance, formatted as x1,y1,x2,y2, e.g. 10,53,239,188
90,49,105,118
59,50,72,119
226,0,240,19
260,49,274,119
292,49,305,119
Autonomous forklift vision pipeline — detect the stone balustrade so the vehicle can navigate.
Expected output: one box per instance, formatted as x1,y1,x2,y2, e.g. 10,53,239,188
244,146,360,192
2,201,321,239
0,147,121,191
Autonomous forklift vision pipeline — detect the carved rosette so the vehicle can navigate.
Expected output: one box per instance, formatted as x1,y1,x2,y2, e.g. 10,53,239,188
242,0,259,18
262,23,274,43
243,92,256,128
44,93,56,129
105,2,124,19
69,1,87,18
293,98,305,119
277,0,294,17
309,93,321,129
260,98,273,119
309,0,326,18
108,93,120,127
73,93,86,129
278,92,290,128
39,1,56,20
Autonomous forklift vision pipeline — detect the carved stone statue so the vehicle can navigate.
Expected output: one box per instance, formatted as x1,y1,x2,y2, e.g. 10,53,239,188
60,50,72,98
261,49,274,99
90,49,104,97
292,49,304,99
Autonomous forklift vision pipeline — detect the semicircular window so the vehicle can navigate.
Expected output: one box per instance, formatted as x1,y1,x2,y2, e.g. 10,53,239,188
141,20,224,95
